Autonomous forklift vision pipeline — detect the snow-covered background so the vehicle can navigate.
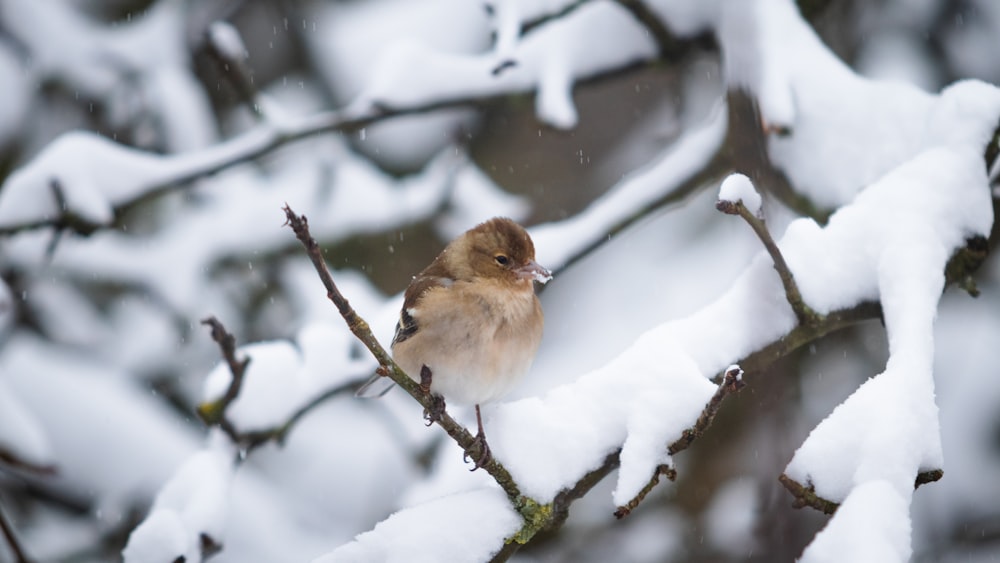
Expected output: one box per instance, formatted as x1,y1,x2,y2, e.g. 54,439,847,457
2,1,1000,562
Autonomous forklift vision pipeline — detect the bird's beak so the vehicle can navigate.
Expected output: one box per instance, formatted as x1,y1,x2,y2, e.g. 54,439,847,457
516,260,552,284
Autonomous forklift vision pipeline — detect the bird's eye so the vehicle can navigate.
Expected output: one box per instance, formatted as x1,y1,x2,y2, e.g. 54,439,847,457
494,254,509,266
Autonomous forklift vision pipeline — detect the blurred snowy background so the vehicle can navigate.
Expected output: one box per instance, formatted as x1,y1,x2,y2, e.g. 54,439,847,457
1,0,1000,562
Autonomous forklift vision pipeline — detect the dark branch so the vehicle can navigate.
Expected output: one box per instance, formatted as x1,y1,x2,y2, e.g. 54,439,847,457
778,474,839,514
0,500,33,563
197,316,250,430
196,316,363,452
669,365,746,455
202,22,263,121
613,465,676,519
778,469,944,515
716,197,818,326
615,365,746,518
0,449,57,476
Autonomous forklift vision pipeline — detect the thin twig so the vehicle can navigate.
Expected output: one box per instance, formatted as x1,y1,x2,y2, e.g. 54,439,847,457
0,450,57,476
231,379,361,451
716,198,819,325
612,465,676,519
197,317,250,429
668,365,746,455
197,316,363,452
202,22,264,121
0,499,32,563
779,468,945,515
777,474,839,514
737,301,882,376
614,365,746,518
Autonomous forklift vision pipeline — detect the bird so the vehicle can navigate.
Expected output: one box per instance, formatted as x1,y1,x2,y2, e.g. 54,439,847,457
358,217,551,469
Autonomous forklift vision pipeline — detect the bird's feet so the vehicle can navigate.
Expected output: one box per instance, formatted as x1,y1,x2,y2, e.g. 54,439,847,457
463,405,492,471
420,365,446,426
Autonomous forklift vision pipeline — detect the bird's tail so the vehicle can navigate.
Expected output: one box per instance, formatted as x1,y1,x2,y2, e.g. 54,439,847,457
355,372,396,398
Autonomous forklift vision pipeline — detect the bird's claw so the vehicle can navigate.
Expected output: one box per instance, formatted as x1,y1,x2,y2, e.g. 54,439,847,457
464,404,492,470
464,430,492,471
423,394,446,427
419,365,445,426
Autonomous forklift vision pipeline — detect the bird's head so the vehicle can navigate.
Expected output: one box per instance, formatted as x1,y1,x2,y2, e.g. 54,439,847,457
446,217,552,286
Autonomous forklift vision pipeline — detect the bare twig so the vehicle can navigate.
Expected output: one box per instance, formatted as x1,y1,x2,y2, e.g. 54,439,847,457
614,0,714,60
0,449,57,476
613,465,677,519
614,365,746,518
669,365,746,455
197,317,250,430
0,499,32,563
197,316,362,452
716,197,819,326
777,474,839,514
202,22,264,121
737,301,883,376
779,468,945,515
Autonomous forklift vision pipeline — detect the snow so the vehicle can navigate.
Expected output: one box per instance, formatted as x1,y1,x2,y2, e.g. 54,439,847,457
304,0,489,168
776,78,1000,561
530,102,727,271
121,510,195,563
208,21,247,61
0,131,175,227
800,481,911,563
717,173,761,216
312,488,521,563
1,0,999,561
487,338,716,504
0,137,465,313
0,379,54,468
717,0,938,209
0,275,11,333
123,433,235,563
338,1,656,129
704,478,759,556
0,334,201,505
433,159,531,240
0,0,187,97
203,322,374,433
0,43,29,147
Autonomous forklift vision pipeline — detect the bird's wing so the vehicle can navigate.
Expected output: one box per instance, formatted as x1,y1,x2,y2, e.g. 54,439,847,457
392,275,453,346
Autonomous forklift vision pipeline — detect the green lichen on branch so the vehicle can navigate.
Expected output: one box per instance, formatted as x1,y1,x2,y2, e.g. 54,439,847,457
508,497,554,544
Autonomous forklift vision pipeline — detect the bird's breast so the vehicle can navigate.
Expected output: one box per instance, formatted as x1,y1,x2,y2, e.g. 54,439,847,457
391,281,543,405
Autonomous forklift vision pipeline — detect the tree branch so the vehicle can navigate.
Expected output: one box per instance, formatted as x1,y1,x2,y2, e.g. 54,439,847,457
614,365,746,518
196,316,363,453
0,449,57,476
196,316,250,432
716,197,819,326
778,468,945,515
0,499,32,563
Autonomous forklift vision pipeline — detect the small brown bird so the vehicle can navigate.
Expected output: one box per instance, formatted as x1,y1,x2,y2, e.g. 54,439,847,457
359,217,550,469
